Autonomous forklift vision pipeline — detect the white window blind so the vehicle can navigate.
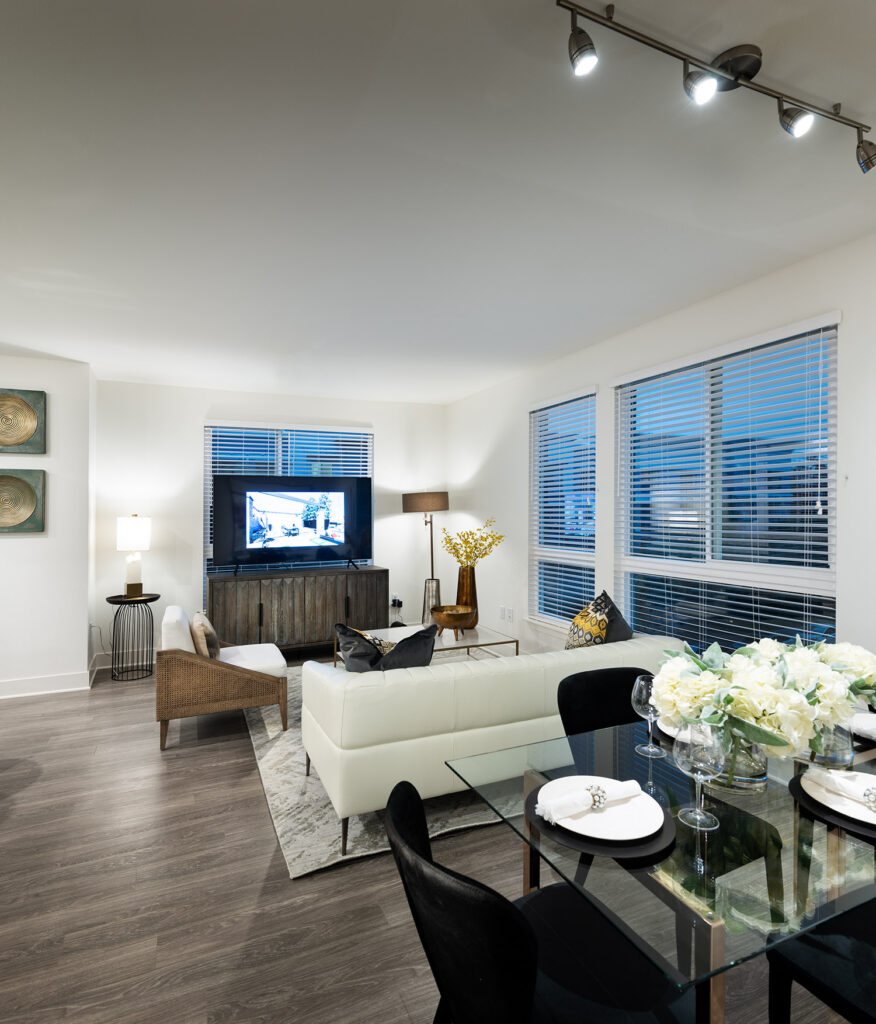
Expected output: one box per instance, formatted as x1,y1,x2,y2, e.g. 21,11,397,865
615,329,837,650
529,394,596,623
203,424,374,576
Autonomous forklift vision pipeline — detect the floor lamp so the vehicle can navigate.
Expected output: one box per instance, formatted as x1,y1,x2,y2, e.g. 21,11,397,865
402,491,449,625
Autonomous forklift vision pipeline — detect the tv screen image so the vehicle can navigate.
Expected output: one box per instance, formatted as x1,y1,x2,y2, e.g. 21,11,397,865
246,490,345,549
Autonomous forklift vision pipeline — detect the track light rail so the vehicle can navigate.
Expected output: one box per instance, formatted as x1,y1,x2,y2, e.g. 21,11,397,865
556,0,871,134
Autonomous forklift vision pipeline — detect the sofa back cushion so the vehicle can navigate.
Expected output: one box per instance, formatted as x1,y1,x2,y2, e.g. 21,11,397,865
161,605,197,653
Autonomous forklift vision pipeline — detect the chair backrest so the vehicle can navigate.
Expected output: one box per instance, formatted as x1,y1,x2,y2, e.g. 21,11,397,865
160,605,196,654
385,781,538,1024
557,666,650,736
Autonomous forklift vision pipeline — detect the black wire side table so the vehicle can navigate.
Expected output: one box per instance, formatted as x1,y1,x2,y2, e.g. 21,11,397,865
106,593,160,680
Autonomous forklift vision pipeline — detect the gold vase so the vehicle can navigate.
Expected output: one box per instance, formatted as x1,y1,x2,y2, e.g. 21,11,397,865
455,566,478,628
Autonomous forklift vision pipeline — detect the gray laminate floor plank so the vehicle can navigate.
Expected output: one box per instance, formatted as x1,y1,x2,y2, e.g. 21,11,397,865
0,672,840,1023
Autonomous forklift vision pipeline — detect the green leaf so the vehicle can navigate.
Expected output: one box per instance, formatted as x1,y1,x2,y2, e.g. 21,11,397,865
733,646,757,658
683,642,709,672
701,642,727,670
725,714,789,748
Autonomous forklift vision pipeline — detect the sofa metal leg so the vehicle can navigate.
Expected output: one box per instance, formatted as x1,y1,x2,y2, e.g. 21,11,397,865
305,752,311,776
341,817,349,856
159,720,169,750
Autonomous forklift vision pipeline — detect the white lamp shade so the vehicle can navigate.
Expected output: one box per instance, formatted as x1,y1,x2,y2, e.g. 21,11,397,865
117,515,152,552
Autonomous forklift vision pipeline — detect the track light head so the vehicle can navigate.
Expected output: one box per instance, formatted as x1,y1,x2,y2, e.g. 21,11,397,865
683,61,717,106
779,101,815,138
857,130,876,173
568,14,598,77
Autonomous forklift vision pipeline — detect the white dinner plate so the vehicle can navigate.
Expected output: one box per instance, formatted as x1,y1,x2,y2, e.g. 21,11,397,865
537,775,665,842
851,712,876,742
800,771,876,826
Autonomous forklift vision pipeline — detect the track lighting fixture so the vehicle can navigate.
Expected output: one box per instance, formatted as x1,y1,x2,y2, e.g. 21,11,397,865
557,0,873,175
683,60,717,106
857,129,876,173
779,101,815,138
568,13,598,77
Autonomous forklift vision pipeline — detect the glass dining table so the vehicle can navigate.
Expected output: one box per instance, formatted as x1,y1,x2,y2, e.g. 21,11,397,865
447,722,876,1024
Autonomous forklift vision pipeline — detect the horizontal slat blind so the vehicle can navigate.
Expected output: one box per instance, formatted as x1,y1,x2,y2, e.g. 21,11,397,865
204,424,373,579
615,329,837,650
529,394,596,623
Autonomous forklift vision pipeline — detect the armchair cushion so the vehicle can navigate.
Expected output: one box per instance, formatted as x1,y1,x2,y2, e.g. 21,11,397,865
161,605,197,653
191,611,220,658
219,643,287,678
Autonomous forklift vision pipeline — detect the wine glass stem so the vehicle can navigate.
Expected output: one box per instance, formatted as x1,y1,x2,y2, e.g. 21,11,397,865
695,775,703,816
648,716,654,748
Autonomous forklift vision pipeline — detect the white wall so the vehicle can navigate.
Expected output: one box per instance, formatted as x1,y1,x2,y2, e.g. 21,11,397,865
0,354,91,697
445,229,876,653
91,381,447,655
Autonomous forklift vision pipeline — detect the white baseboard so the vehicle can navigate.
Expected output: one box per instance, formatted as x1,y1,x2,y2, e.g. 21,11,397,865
0,670,91,700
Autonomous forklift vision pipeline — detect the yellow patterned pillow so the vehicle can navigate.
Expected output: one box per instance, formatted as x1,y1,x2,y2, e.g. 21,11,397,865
355,628,396,656
565,608,609,650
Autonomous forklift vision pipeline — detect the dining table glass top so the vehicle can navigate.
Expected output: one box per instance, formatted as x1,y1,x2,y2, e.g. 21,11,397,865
446,722,876,990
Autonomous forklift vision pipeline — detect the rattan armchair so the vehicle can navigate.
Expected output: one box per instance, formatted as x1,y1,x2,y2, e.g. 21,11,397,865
155,606,287,750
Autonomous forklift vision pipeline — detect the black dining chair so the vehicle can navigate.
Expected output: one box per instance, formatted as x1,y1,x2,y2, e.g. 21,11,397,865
557,666,651,735
385,779,695,1024
767,902,876,1023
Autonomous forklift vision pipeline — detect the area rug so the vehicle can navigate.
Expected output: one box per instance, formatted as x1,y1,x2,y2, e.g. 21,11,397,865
244,652,513,878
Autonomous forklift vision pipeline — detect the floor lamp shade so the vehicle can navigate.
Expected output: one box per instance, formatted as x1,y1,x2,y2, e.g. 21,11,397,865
117,514,151,597
401,491,449,514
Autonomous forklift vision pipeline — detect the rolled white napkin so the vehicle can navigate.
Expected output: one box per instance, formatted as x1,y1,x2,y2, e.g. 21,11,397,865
851,712,876,742
535,778,642,825
807,767,876,812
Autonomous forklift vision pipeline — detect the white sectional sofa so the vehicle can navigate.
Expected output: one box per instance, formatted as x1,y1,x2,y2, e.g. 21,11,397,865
301,633,677,849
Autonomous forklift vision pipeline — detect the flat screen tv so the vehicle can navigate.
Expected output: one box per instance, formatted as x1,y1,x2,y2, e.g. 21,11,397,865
212,475,373,568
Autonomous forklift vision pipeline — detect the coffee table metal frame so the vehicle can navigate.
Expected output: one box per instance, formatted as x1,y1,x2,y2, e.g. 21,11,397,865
333,622,518,666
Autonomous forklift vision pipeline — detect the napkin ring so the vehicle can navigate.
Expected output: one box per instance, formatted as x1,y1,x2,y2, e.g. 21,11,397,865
587,784,607,809
864,787,876,813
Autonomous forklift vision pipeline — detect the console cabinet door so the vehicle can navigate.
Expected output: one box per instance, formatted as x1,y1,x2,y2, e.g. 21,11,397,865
208,578,261,645
346,570,389,630
261,576,307,647
304,573,346,643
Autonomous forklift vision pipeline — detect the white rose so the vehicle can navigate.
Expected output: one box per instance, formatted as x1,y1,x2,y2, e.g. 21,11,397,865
749,637,788,660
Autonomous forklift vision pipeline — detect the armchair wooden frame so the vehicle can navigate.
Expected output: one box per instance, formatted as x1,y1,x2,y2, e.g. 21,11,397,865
155,645,287,750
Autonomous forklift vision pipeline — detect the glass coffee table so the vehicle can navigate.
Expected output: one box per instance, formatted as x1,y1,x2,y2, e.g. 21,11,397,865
333,622,518,666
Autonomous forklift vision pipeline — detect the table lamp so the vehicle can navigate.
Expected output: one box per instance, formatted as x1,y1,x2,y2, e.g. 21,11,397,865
402,491,449,624
117,514,152,597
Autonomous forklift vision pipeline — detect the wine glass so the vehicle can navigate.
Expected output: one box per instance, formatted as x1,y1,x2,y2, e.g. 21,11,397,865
631,673,666,759
673,723,725,831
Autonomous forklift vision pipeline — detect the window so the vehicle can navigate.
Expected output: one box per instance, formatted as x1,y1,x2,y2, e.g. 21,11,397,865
615,329,836,650
529,394,596,623
203,424,373,576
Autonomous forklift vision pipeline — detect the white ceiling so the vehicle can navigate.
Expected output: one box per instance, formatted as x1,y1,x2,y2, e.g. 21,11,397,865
3,0,876,403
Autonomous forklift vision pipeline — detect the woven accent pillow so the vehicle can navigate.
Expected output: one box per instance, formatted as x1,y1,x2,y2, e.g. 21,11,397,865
565,609,609,650
191,611,220,658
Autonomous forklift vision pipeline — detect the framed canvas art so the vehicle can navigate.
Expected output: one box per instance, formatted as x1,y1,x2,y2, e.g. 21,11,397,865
0,469,45,532
0,389,46,453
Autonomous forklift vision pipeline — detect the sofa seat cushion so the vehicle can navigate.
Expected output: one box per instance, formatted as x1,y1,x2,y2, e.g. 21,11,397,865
219,643,287,678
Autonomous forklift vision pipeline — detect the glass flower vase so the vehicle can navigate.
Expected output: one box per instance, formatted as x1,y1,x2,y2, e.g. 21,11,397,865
708,735,768,793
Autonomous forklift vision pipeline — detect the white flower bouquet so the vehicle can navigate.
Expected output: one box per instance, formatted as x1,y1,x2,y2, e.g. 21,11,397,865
652,638,876,761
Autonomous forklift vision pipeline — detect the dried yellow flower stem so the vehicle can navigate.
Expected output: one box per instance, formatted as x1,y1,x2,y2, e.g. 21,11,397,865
441,517,505,566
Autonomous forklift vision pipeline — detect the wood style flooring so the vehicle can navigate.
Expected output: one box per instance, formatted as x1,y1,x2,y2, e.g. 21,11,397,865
0,668,841,1024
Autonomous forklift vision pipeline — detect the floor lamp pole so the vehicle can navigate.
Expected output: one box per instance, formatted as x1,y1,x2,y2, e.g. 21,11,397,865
427,513,435,579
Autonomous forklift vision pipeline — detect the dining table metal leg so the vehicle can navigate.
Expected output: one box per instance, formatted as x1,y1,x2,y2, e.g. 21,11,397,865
522,769,544,894
693,913,726,1024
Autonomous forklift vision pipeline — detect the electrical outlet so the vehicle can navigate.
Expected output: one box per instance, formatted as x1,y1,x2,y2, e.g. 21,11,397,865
506,607,514,623
499,606,505,619
392,592,399,603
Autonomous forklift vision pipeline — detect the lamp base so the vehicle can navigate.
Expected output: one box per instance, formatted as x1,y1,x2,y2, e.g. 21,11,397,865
421,579,441,625
125,582,143,598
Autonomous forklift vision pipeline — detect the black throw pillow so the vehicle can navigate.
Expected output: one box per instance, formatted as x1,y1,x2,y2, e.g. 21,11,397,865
335,622,382,673
377,624,438,671
589,590,634,643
